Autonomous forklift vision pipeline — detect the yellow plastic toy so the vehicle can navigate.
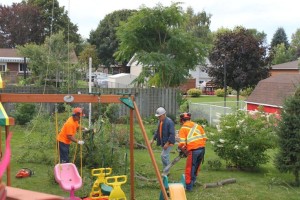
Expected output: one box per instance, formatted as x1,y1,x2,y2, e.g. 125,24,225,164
105,175,127,200
89,168,112,199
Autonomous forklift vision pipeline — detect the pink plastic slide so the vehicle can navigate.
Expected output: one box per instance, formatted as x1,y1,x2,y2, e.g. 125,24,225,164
54,163,82,200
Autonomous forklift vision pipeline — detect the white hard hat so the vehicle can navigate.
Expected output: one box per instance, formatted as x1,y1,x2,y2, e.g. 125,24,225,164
155,107,166,117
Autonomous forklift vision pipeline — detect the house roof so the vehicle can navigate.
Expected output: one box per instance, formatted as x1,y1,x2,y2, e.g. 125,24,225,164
245,74,300,108
0,48,18,57
271,60,299,70
0,48,78,63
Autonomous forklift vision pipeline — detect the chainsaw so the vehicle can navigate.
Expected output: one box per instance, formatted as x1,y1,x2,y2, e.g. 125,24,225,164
162,147,188,176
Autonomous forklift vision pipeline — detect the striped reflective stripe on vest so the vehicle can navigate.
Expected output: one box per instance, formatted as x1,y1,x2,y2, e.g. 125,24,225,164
184,124,206,143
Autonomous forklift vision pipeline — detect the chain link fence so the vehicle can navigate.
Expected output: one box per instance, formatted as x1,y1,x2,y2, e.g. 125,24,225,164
189,101,247,127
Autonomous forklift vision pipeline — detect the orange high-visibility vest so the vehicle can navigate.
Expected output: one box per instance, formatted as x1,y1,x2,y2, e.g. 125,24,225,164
178,121,207,151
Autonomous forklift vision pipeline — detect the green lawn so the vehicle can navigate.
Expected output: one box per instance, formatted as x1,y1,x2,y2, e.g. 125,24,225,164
3,122,300,200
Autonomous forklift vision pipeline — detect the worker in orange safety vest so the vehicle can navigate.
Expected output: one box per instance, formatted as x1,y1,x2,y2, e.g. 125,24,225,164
177,112,207,191
57,107,88,163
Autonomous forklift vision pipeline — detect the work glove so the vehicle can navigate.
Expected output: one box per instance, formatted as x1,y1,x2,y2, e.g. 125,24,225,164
77,140,84,145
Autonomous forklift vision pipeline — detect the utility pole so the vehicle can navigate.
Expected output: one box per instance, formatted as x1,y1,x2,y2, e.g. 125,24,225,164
23,57,27,80
221,54,227,114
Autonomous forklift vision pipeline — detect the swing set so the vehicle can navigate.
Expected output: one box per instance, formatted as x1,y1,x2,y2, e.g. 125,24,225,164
0,91,171,200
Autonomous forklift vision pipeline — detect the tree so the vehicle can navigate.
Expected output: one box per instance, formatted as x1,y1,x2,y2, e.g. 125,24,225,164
25,0,80,48
275,87,300,186
290,28,300,59
17,32,77,87
0,3,46,48
184,7,213,45
115,2,209,88
89,9,136,67
271,43,294,64
78,44,100,77
270,27,289,50
207,27,270,101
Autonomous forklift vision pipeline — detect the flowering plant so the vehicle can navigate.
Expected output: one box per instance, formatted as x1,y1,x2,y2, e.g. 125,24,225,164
210,110,277,169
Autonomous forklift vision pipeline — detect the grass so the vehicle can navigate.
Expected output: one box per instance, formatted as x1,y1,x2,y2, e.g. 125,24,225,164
2,95,299,199
3,122,300,200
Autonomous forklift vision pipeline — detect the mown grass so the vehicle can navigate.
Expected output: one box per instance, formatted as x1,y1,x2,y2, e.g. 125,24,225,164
2,95,300,199
4,123,300,200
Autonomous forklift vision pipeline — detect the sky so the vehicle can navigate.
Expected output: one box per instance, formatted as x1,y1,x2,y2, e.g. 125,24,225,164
1,0,299,44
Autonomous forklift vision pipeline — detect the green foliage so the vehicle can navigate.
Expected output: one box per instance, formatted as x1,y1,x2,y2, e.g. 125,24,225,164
115,2,209,87
27,0,80,46
89,9,136,67
275,87,300,186
207,158,222,170
290,28,300,58
271,27,289,50
210,110,277,169
104,104,120,124
194,117,208,126
240,87,254,97
215,88,225,97
17,32,77,87
78,44,100,74
187,88,202,97
271,43,295,65
11,103,36,125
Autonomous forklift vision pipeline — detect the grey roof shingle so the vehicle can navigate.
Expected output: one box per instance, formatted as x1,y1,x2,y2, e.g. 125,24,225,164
246,74,300,107
271,60,299,70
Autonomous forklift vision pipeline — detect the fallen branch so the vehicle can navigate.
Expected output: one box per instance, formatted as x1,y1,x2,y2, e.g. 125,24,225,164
204,178,236,189
135,173,157,182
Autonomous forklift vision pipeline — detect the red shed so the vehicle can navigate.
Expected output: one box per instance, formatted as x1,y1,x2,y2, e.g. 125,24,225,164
245,74,300,114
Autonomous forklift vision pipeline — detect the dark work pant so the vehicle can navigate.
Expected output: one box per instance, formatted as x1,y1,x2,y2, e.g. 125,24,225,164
59,141,70,163
185,147,205,191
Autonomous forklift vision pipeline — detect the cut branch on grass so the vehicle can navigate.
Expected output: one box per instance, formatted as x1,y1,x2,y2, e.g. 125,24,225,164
204,178,236,189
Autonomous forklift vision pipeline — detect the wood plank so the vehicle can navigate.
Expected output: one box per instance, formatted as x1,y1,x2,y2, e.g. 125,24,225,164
0,94,130,103
6,186,64,200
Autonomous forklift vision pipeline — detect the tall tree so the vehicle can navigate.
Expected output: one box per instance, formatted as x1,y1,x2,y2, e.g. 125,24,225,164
25,0,80,48
275,87,300,186
78,44,100,75
17,31,76,87
271,43,294,64
184,7,213,45
115,2,209,88
207,27,270,101
0,3,46,48
89,9,136,67
290,28,300,59
270,27,289,50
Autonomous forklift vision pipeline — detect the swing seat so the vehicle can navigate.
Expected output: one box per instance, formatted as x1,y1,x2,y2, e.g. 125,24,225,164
54,163,82,200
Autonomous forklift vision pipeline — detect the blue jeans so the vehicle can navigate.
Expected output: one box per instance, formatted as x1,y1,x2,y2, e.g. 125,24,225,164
59,141,70,163
161,145,173,173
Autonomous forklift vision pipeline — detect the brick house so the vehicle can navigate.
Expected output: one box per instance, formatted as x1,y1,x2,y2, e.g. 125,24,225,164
245,74,300,114
0,48,29,84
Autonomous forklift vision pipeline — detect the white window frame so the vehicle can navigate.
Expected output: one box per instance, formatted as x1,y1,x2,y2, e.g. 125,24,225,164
0,63,7,72
19,63,30,73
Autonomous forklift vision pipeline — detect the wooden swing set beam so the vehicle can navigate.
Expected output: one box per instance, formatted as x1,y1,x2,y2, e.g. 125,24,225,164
0,93,124,103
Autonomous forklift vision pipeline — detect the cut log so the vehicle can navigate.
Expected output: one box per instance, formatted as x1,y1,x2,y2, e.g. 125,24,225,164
204,178,236,189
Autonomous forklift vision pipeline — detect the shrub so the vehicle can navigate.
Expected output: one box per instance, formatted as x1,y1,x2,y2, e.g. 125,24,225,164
194,118,208,126
241,87,254,97
207,159,222,170
215,88,225,97
12,103,36,125
210,110,277,169
187,88,202,97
